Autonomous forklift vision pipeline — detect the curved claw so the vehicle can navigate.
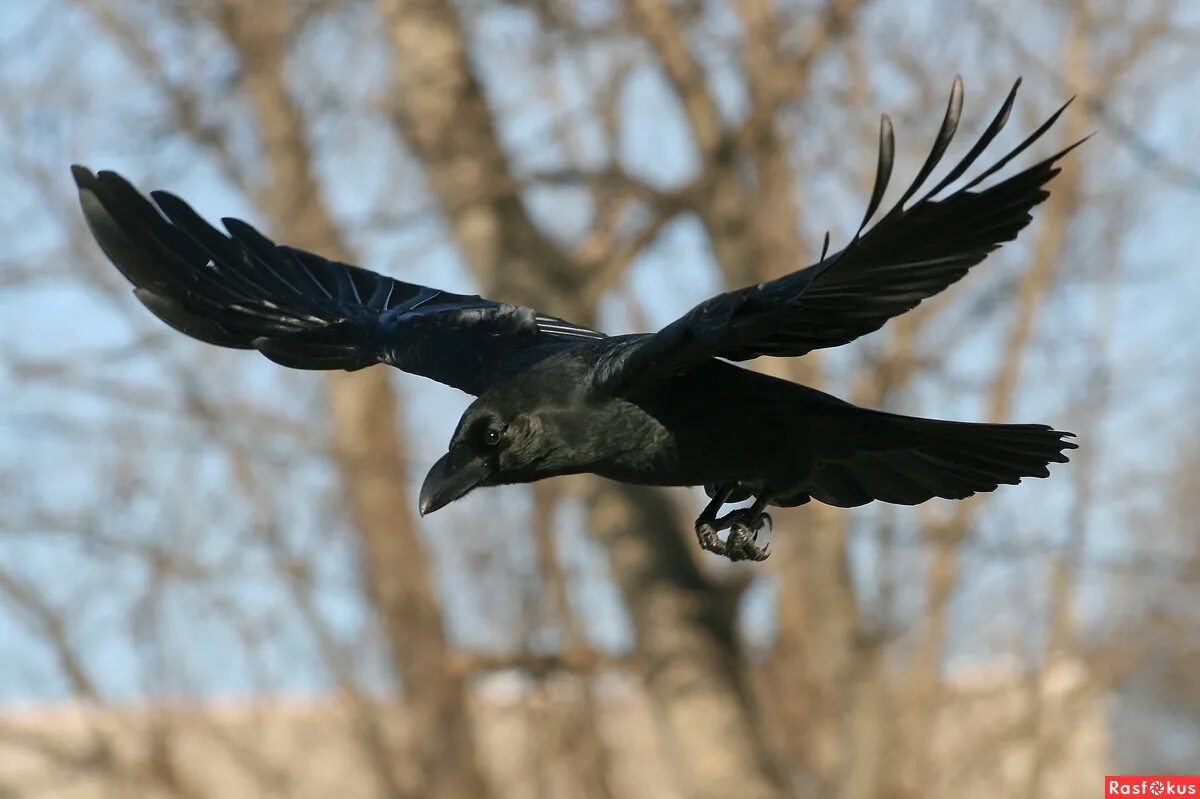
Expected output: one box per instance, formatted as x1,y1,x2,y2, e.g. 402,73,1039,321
725,522,772,562
693,495,774,562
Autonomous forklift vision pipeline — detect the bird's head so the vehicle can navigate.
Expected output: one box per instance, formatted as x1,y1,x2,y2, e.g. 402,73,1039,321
418,400,558,517
419,353,604,516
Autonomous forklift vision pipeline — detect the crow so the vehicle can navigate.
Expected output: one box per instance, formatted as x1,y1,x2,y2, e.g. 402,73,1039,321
73,78,1079,561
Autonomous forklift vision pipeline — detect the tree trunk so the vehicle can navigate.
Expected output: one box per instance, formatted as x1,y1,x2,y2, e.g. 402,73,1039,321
375,0,793,795
218,2,491,797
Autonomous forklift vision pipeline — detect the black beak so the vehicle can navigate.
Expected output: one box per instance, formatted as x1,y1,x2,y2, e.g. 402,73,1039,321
419,447,491,516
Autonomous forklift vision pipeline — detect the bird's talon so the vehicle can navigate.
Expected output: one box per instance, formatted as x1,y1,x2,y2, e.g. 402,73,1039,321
693,495,773,563
695,521,727,556
718,521,771,562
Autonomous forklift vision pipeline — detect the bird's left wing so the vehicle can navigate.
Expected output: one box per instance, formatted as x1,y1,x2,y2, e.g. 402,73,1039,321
73,166,603,396
594,78,1084,396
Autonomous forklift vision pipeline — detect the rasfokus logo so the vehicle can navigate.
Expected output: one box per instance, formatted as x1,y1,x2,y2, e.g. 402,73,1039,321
1106,776,1200,797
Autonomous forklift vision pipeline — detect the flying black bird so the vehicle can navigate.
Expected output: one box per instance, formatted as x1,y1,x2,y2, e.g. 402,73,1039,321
73,78,1079,562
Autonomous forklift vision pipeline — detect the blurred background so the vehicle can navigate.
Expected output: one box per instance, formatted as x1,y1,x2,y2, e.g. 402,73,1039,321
1,0,1198,796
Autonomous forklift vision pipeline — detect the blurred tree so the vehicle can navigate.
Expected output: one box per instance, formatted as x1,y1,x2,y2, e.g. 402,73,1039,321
0,0,1198,797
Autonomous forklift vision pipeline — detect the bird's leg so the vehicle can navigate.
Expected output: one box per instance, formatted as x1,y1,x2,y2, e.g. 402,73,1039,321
694,486,735,556
720,494,772,562
693,488,773,562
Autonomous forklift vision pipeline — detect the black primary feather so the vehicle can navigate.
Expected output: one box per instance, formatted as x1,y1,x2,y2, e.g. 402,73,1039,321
72,166,602,395
594,78,1085,395
859,114,895,233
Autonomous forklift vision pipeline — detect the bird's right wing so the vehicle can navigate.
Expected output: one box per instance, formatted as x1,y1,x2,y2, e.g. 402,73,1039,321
593,78,1084,396
73,167,603,396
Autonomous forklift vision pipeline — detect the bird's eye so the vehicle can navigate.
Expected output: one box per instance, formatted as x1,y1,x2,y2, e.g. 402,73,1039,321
482,428,501,447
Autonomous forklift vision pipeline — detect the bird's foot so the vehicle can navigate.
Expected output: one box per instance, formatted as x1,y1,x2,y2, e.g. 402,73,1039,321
725,512,772,562
695,519,727,556
693,509,772,562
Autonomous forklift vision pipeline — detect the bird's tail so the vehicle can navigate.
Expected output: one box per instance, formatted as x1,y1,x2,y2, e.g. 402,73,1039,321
803,409,1076,507
72,165,399,370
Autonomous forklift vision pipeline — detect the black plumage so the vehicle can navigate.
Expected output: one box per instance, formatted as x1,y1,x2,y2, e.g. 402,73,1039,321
73,78,1079,561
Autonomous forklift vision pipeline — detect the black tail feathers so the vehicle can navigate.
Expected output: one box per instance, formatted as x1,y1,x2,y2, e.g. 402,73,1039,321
807,412,1076,508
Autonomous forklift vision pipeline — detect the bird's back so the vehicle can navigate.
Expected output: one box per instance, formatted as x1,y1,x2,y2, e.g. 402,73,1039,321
596,359,842,486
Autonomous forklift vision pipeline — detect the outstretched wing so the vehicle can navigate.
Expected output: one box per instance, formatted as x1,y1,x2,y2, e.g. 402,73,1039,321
595,78,1084,395
72,166,602,396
